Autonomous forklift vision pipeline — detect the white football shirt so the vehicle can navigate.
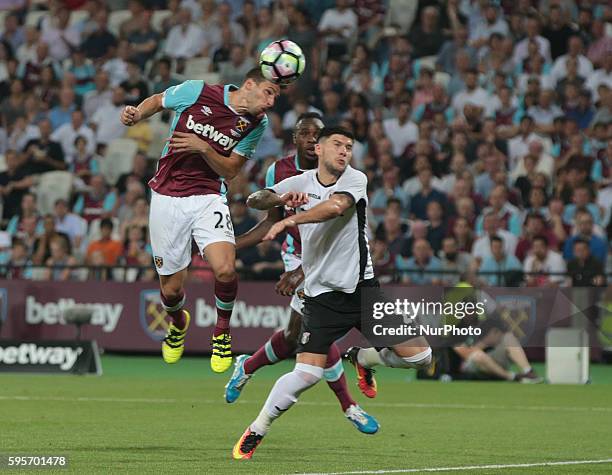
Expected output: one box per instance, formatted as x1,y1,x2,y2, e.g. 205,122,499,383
270,166,375,297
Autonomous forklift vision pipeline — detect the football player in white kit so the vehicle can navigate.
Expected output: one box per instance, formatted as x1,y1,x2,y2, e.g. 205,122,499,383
232,127,432,459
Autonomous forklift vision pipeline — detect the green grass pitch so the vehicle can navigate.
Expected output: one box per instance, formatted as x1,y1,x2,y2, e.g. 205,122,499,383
1,355,612,474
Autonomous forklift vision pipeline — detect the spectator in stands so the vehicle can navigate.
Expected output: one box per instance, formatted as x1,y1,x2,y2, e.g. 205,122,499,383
436,24,476,75
515,212,558,262
408,5,445,59
439,235,472,286
479,235,523,286
73,174,117,223
238,240,284,280
116,180,146,223
0,78,25,128
317,0,357,60
163,7,205,60
383,97,418,158
119,0,147,39
52,109,96,160
551,35,593,84
86,217,122,266
0,150,34,220
53,198,86,251
120,60,149,107
81,9,117,62
542,5,575,61
472,212,518,262
41,7,80,62
151,57,180,94
4,237,32,280
23,118,66,173
48,87,77,131
6,190,39,239
426,200,446,254
43,234,79,281
32,214,70,266
90,86,127,149
115,152,151,196
452,69,489,117
513,15,551,66
374,205,408,256
219,43,255,86
563,209,608,263
118,196,148,239
83,71,111,120
563,185,602,226
476,185,522,237
370,166,410,218
69,135,100,185
523,235,566,287
409,167,446,220
371,238,396,284
16,41,62,91
567,238,606,287
396,238,442,285
127,9,159,69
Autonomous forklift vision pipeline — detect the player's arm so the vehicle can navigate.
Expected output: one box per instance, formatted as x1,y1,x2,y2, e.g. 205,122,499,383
235,206,283,250
120,93,164,126
246,189,309,210
166,135,249,181
263,193,353,241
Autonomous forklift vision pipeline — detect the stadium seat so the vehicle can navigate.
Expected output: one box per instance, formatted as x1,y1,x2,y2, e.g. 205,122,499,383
200,72,220,84
184,57,212,78
108,9,131,37
151,9,171,33
0,11,8,29
0,154,6,173
69,9,89,27
35,171,74,215
100,138,138,185
25,10,48,28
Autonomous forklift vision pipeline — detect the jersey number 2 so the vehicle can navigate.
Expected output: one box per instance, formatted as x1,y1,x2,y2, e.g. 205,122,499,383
214,212,233,231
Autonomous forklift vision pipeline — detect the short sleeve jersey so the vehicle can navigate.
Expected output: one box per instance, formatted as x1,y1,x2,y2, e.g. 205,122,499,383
270,165,375,297
150,80,268,197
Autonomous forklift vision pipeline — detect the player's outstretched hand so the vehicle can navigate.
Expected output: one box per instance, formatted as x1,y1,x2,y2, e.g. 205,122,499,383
166,131,207,154
120,106,141,126
263,218,295,241
280,191,308,208
276,267,305,296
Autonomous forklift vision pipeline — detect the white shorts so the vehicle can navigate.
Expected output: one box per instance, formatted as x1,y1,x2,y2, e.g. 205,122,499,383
149,191,235,275
282,251,305,316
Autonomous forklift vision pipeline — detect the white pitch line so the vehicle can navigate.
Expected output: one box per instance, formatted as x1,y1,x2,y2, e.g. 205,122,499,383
293,458,612,475
1,395,612,414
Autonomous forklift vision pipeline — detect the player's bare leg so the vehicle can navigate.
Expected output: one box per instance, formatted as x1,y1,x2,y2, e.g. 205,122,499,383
159,269,191,363
204,241,238,373
346,337,432,397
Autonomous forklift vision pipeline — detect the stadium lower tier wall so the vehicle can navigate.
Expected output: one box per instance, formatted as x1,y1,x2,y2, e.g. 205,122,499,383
0,280,604,361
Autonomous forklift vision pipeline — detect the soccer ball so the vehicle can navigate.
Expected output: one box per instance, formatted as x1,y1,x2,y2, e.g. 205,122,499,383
259,40,306,86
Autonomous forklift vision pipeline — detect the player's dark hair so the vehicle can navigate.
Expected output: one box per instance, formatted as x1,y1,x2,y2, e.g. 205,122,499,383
490,235,503,245
296,112,324,125
243,67,270,85
316,126,354,143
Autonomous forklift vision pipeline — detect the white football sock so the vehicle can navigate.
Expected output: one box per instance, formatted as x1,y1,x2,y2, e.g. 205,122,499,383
356,348,384,368
250,363,323,435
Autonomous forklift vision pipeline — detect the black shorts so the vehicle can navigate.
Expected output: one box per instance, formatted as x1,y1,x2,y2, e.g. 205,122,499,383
297,279,380,355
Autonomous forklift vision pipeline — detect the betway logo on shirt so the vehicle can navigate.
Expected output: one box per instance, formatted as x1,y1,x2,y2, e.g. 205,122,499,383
185,115,238,151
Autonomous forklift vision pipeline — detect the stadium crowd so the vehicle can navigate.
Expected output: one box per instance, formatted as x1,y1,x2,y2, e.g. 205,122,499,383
0,0,610,286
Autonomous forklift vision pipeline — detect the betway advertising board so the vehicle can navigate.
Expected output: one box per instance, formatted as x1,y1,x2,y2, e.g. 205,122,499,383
0,281,316,353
